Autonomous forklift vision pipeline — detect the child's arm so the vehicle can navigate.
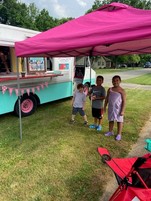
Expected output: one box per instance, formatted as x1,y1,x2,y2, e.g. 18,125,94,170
120,89,126,116
82,100,86,110
72,92,76,106
88,88,93,100
71,97,74,106
82,93,87,110
104,88,110,113
92,87,106,100
97,88,106,100
93,94,106,100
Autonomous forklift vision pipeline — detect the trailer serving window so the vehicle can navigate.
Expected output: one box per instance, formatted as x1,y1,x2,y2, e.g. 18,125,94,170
0,46,11,73
27,57,46,73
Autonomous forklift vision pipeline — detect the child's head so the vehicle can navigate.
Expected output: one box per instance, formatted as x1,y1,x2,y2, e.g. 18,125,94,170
96,75,104,86
112,75,121,86
77,83,84,92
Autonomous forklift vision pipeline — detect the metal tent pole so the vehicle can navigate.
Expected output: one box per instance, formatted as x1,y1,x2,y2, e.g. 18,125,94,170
16,57,22,143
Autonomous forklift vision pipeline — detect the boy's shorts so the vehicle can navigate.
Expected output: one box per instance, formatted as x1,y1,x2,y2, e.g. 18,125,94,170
72,107,85,116
92,108,103,119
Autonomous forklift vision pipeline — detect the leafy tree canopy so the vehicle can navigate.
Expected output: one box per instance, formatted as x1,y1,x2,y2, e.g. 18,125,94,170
87,0,151,13
0,0,73,31
87,0,151,67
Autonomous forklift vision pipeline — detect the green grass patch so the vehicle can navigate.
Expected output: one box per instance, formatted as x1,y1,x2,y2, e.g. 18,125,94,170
123,73,151,85
95,67,142,74
0,89,151,201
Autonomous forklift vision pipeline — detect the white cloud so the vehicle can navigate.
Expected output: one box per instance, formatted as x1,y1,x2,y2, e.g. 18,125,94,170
20,0,95,18
51,0,68,18
76,0,87,7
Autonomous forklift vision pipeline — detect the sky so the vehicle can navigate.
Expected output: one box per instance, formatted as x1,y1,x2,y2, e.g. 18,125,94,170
20,0,95,19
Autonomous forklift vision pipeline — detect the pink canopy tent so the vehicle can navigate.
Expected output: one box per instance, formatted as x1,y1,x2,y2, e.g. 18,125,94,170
15,2,151,57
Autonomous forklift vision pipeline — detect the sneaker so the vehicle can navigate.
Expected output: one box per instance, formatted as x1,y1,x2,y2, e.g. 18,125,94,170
115,134,122,141
96,125,102,131
70,119,75,124
89,124,97,129
84,121,88,126
105,131,114,136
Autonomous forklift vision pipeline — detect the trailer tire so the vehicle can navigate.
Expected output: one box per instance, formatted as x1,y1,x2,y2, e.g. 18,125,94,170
14,94,37,117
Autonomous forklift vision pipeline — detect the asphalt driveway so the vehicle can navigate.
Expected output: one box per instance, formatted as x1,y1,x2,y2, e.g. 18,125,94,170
100,68,151,90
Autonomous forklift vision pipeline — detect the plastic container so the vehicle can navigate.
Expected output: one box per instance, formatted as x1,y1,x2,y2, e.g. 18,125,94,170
144,138,151,152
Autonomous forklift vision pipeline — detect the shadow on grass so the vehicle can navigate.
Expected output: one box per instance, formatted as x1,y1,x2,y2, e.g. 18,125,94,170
65,166,104,201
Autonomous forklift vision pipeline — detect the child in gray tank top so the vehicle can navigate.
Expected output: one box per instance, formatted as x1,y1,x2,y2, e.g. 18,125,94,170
89,76,106,131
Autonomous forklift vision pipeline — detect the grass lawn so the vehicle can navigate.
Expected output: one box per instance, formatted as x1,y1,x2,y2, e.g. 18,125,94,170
95,67,142,74
123,73,151,85
0,88,151,201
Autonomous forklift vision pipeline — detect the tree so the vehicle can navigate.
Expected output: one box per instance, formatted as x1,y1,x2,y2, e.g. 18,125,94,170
26,3,40,30
0,0,38,29
0,2,8,23
0,0,73,31
86,0,102,13
86,0,151,67
87,0,151,12
140,54,151,65
56,17,74,26
35,9,56,31
115,55,140,66
0,0,17,24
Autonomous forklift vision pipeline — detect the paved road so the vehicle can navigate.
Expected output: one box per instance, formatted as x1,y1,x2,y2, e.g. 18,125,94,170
98,68,151,90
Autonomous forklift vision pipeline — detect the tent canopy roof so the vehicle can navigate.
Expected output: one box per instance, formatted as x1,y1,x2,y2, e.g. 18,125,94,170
15,2,151,57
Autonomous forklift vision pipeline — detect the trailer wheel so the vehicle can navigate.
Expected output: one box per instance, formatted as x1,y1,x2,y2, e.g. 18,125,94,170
14,95,37,117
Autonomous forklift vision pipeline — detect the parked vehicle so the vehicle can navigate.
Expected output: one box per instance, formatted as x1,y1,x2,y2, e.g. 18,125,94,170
118,64,127,68
0,24,96,117
144,62,151,68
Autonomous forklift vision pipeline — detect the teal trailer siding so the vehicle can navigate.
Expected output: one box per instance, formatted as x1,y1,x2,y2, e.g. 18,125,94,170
0,81,73,115
36,81,73,104
0,91,18,114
